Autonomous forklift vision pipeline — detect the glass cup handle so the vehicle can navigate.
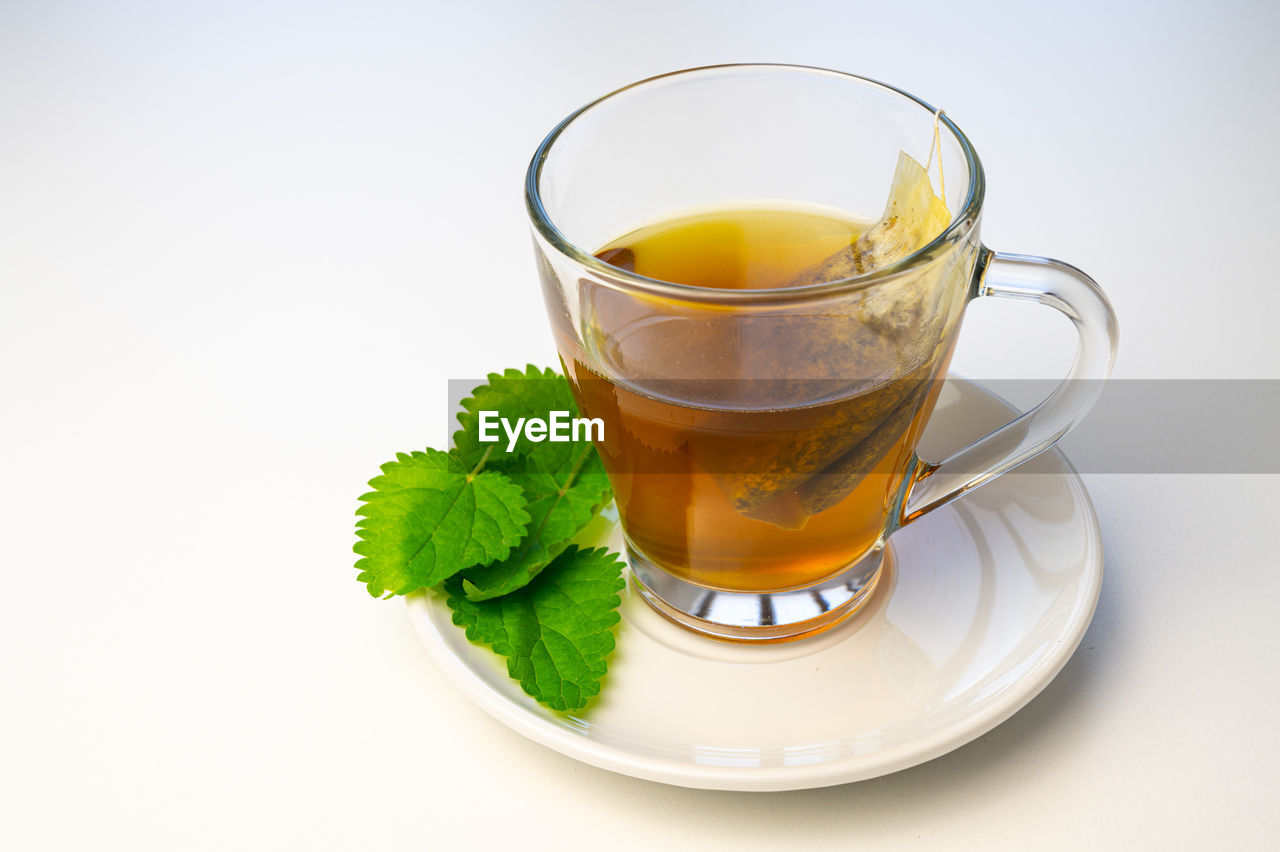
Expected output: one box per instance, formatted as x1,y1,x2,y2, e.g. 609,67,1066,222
900,247,1120,523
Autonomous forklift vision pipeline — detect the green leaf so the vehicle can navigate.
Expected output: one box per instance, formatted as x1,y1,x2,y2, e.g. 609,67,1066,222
445,546,626,712
448,365,613,599
451,365,584,471
460,448,612,601
355,449,530,597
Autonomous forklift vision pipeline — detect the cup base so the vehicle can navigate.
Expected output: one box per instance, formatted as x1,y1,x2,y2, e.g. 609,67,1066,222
627,540,887,643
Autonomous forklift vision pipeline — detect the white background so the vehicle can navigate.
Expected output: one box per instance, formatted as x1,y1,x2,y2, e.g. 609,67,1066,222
3,1,1278,849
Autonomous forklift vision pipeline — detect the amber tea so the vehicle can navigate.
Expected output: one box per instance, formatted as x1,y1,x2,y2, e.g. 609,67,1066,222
555,205,960,593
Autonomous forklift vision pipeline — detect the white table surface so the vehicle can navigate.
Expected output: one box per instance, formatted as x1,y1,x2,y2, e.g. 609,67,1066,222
3,1,1278,849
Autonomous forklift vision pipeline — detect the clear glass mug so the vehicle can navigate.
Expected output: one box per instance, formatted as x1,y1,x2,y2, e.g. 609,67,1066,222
525,65,1118,642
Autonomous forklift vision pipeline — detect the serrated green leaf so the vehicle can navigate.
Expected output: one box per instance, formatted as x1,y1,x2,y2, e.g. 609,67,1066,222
445,546,626,712
448,365,613,599
451,365,584,471
460,447,611,601
354,449,530,597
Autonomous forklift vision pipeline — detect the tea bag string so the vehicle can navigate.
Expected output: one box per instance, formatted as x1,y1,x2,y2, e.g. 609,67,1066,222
924,107,947,208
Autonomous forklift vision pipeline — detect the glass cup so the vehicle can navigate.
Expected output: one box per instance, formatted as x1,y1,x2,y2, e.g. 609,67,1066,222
525,65,1118,642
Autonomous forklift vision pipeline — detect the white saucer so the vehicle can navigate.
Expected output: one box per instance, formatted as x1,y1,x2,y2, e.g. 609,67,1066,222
406,379,1102,791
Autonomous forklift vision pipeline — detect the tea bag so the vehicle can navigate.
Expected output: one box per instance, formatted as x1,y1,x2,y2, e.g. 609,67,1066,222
716,364,931,529
719,131,953,528
692,368,917,529
794,370,930,515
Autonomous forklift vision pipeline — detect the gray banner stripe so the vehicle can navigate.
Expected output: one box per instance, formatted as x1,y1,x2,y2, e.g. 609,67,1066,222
445,379,1280,474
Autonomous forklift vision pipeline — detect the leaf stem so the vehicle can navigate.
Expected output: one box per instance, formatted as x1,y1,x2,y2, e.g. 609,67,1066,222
558,444,592,496
467,445,494,480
